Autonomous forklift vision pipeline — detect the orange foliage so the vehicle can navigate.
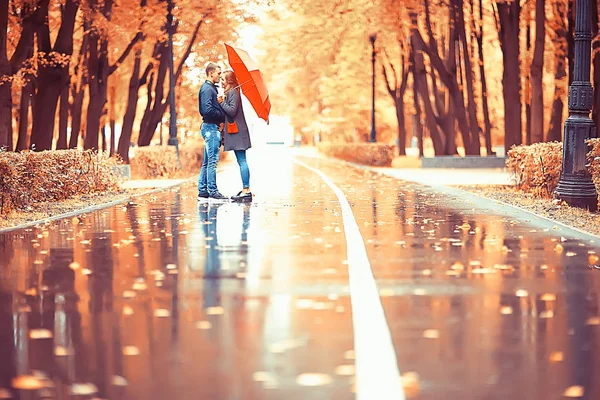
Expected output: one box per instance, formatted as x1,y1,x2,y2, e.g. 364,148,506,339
317,142,395,167
0,150,121,216
507,139,600,205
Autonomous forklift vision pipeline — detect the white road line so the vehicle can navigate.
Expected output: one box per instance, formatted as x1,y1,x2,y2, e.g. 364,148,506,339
294,159,405,400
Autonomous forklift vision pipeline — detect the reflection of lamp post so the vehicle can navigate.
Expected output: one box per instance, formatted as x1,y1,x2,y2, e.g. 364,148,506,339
369,32,377,143
554,0,598,210
166,0,181,167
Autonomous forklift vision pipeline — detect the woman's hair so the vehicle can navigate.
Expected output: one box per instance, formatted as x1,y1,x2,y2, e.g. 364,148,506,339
221,70,239,90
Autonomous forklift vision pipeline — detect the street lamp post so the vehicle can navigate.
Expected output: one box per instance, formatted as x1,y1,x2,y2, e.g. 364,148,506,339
554,0,598,210
166,0,181,166
369,32,377,143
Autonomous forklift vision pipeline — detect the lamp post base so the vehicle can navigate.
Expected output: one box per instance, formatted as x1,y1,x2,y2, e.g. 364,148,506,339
168,137,178,146
554,172,598,211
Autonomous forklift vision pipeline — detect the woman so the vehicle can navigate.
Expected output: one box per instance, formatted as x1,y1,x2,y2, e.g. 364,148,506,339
219,69,253,203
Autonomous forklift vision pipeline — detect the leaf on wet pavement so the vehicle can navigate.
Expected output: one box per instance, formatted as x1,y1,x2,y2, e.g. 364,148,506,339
500,306,513,315
586,316,600,325
515,289,529,297
122,346,140,356
295,373,332,386
111,376,128,387
29,329,52,339
11,375,44,390
195,321,212,330
423,329,440,339
401,371,421,398
70,383,98,395
563,385,584,397
334,365,355,376
549,351,564,362
541,293,556,301
206,306,224,315
154,309,171,318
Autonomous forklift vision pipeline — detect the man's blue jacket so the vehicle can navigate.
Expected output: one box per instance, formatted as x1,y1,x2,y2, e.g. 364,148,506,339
199,80,225,124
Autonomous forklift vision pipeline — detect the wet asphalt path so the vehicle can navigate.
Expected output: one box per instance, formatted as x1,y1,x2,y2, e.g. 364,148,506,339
1,147,600,400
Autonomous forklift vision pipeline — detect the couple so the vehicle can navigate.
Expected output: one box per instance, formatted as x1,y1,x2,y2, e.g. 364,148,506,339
198,62,252,203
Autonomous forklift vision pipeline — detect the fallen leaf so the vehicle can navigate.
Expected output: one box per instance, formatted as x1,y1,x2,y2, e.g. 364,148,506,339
206,306,224,315
500,306,513,315
122,346,140,356
586,316,600,325
401,371,421,398
549,351,564,362
11,375,43,390
334,365,355,376
70,383,98,395
154,309,171,318
295,373,332,386
423,329,440,339
29,329,52,339
111,376,128,387
563,385,584,397
195,321,212,330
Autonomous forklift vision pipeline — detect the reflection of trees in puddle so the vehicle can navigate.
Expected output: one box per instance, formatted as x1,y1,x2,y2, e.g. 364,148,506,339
0,190,192,399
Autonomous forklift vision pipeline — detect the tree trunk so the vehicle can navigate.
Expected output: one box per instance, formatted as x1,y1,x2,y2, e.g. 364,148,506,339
83,29,101,150
137,72,155,146
524,20,532,145
0,0,11,150
84,0,113,150
69,85,85,148
118,48,143,162
497,0,522,151
69,27,89,149
138,43,169,146
455,0,481,154
56,85,69,149
530,0,545,143
411,27,446,155
381,43,409,156
139,18,203,146
444,11,458,156
474,0,493,155
15,82,32,151
548,0,568,142
29,0,79,151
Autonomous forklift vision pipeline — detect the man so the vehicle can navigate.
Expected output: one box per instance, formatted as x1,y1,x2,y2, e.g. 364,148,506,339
198,62,227,200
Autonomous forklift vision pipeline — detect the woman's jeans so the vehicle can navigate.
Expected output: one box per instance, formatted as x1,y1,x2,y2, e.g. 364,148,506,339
234,149,250,189
198,123,221,194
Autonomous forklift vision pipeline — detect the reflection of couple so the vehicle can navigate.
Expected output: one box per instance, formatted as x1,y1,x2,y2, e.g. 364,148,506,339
198,62,252,203
200,202,251,278
200,202,251,309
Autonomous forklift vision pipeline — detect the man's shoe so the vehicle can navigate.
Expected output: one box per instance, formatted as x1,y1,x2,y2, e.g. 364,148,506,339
209,192,229,201
232,191,252,203
197,191,209,200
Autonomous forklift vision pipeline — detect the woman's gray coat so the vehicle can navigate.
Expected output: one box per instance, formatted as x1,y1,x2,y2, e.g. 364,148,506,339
220,88,251,152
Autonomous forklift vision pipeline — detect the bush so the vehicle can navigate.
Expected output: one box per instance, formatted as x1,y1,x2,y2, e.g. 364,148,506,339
0,149,121,217
130,138,232,179
506,141,563,197
506,139,600,201
317,142,395,167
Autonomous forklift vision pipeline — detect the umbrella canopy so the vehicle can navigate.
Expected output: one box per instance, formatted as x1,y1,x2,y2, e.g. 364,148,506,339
224,43,271,122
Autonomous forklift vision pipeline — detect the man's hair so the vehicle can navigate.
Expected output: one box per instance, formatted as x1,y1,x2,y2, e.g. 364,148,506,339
205,62,220,76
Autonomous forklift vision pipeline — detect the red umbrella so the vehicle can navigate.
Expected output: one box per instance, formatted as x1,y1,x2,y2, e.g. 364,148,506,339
224,43,271,122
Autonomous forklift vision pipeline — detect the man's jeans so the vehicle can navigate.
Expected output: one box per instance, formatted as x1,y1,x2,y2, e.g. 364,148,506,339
198,123,221,195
